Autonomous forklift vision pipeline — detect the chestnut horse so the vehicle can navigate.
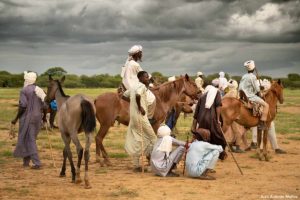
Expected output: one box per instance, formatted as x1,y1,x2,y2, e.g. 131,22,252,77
94,74,198,166
221,80,284,161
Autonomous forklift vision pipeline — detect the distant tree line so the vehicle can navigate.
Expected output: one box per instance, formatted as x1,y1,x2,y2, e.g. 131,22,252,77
0,67,299,88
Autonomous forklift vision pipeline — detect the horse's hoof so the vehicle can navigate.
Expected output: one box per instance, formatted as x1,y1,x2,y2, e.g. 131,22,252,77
59,173,66,177
75,179,82,184
85,185,92,189
71,180,75,183
104,160,112,167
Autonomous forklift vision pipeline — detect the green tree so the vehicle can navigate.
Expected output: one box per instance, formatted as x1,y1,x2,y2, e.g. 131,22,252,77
41,67,67,77
288,73,300,81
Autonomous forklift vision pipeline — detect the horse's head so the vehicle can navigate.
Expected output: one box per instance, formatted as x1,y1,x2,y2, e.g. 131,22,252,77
182,74,199,100
45,75,65,104
271,79,284,104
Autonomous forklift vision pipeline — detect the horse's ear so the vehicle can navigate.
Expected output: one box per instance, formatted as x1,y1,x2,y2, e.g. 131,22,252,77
61,76,65,83
277,79,281,85
49,75,53,81
185,74,189,81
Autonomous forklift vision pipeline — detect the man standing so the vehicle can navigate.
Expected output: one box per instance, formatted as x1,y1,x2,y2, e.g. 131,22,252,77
12,71,46,169
122,71,157,172
239,60,269,130
121,45,156,122
195,72,204,93
191,79,227,160
151,125,185,177
218,71,228,97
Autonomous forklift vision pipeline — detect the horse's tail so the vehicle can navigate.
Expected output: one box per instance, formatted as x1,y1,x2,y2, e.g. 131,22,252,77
81,99,96,133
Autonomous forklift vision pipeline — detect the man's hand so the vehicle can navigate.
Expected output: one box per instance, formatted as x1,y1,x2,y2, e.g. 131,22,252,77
139,107,146,116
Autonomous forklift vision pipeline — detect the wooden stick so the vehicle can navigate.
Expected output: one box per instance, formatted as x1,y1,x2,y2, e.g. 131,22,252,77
219,124,244,175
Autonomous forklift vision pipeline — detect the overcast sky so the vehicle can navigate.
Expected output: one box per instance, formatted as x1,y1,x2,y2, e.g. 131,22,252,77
0,0,299,78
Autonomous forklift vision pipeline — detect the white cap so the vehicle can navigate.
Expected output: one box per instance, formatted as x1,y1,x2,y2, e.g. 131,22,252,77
212,78,219,87
128,45,143,55
244,60,255,71
219,71,225,77
197,71,203,76
168,76,176,82
157,125,171,137
24,71,37,83
228,79,238,89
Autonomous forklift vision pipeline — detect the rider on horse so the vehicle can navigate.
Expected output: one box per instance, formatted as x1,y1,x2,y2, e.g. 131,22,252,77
238,60,269,131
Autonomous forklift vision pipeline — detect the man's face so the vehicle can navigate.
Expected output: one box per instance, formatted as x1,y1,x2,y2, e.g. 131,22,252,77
140,73,149,86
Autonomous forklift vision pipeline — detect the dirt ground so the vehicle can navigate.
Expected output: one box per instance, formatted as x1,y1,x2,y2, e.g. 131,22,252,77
0,125,299,200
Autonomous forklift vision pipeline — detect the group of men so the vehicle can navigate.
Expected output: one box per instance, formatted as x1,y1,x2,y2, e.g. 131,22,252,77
11,44,284,180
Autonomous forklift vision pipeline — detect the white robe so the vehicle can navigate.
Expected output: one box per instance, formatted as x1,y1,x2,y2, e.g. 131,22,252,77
123,82,157,157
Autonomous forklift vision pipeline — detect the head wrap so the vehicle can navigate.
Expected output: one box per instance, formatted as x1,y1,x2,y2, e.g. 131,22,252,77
257,79,271,91
227,79,238,89
24,71,37,87
128,45,143,56
197,71,203,76
168,76,176,82
212,78,219,87
157,125,173,157
244,60,255,71
219,71,225,77
204,85,218,109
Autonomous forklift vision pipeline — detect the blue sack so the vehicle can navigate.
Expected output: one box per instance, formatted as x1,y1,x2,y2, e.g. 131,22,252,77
50,100,57,111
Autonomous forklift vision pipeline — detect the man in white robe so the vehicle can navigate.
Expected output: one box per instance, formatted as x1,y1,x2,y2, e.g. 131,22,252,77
150,125,185,177
195,72,204,93
239,60,269,130
121,45,156,120
186,128,223,180
122,71,157,172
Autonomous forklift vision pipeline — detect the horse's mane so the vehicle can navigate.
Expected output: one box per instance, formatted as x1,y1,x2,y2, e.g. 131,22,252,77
56,80,70,98
152,77,184,102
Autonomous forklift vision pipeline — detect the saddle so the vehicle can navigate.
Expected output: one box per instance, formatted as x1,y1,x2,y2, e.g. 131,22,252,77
239,90,263,118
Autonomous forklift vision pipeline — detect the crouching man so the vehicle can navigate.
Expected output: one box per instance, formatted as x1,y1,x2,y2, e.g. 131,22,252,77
186,128,223,180
150,125,186,177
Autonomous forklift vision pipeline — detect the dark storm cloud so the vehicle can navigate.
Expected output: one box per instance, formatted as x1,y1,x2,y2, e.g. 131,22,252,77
0,0,299,77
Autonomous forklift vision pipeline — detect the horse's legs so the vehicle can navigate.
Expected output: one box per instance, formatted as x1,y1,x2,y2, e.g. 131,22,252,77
84,132,92,189
70,134,83,184
61,133,76,183
256,128,263,161
59,146,67,177
263,130,269,161
95,124,111,166
60,134,71,177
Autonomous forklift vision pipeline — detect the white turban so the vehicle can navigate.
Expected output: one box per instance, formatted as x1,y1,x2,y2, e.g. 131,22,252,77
157,125,172,157
258,79,271,91
24,71,37,87
128,45,143,56
244,60,255,71
197,71,203,76
228,79,238,89
212,78,219,87
168,76,176,82
219,71,225,77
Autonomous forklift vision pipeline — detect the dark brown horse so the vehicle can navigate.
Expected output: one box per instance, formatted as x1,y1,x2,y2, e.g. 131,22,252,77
94,74,198,166
221,80,284,161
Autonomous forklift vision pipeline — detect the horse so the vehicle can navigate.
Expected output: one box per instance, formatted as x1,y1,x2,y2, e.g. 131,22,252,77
221,80,284,161
45,75,96,189
94,74,199,166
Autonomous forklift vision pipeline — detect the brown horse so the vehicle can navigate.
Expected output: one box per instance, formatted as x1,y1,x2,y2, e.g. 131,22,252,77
221,80,284,161
94,74,199,166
